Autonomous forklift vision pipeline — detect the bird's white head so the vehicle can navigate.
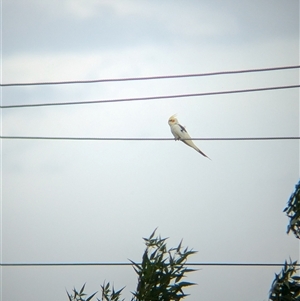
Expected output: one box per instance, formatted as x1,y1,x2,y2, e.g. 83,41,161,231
168,114,178,126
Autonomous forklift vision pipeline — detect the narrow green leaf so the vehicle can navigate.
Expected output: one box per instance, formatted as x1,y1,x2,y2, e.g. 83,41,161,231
149,228,158,240
79,283,86,295
183,268,196,273
177,281,197,288
66,290,73,301
176,239,183,253
86,291,98,301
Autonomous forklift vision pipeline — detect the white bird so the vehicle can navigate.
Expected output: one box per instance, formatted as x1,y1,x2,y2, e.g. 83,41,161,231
168,114,210,159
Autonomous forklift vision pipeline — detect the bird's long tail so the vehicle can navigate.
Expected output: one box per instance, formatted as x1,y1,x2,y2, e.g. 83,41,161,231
181,140,211,160
197,149,211,160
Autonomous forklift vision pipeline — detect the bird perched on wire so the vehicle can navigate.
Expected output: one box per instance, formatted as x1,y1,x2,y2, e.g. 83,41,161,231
168,114,210,159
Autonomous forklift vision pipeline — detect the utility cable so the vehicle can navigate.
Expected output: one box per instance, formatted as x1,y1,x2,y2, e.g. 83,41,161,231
1,65,299,87
1,84,299,109
0,262,297,267
0,136,299,141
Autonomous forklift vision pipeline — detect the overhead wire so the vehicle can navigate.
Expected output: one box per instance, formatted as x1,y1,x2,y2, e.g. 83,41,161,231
0,136,299,141
1,262,297,267
1,66,298,140
1,84,299,109
1,65,299,87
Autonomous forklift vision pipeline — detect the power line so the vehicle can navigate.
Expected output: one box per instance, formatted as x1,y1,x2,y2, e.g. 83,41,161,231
1,84,299,109
1,262,297,267
0,136,299,141
1,65,299,87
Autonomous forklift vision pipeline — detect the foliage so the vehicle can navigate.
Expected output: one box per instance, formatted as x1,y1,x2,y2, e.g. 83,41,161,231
269,180,300,300
284,180,300,239
130,228,197,301
66,229,196,301
269,260,300,301
67,283,124,301
99,282,124,301
67,283,97,301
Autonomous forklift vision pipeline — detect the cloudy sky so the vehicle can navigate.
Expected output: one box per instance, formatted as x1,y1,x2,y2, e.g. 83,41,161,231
1,1,299,301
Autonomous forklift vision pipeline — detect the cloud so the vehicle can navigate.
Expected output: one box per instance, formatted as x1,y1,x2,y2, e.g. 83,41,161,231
64,0,148,19
3,0,298,61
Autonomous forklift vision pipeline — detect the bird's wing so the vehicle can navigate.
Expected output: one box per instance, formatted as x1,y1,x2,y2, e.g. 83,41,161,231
178,124,187,132
177,124,192,140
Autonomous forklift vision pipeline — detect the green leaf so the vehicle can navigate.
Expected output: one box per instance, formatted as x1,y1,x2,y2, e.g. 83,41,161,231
86,291,98,301
176,239,183,253
149,228,158,240
177,281,197,288
183,268,197,273
66,290,73,301
79,283,86,295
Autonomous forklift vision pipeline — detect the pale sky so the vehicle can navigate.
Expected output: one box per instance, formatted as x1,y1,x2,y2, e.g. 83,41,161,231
1,1,300,301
